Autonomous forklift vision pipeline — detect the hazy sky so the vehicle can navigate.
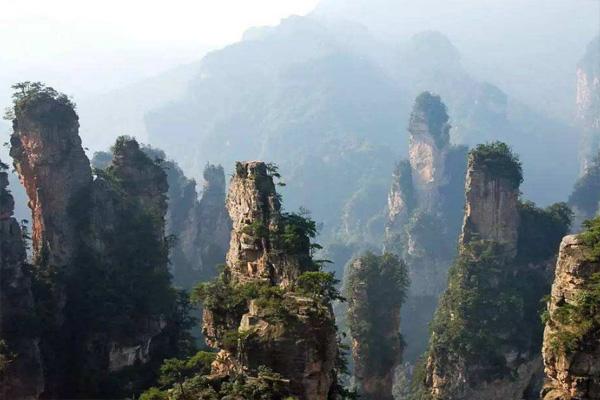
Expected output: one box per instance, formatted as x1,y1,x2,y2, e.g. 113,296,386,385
1,0,320,96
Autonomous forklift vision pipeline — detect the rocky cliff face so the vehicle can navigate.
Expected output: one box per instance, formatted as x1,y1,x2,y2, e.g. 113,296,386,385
176,163,230,286
346,252,408,400
195,164,230,277
460,146,521,258
577,36,600,173
202,161,339,399
10,86,92,271
385,93,467,364
9,84,94,397
541,234,600,400
7,83,180,398
417,142,570,400
407,92,451,211
0,165,44,400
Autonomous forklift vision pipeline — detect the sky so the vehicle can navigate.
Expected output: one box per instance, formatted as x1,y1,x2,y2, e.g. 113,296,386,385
0,0,320,97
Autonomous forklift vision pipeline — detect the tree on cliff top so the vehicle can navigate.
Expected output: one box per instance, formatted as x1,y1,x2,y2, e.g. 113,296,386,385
412,92,450,147
5,81,76,122
470,141,523,188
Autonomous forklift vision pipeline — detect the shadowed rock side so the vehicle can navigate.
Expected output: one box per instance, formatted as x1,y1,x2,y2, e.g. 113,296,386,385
346,252,409,400
7,83,182,398
541,232,600,400
195,164,231,279
578,36,600,174
384,92,467,364
569,151,600,230
93,148,231,288
0,164,44,400
415,142,571,400
201,161,340,399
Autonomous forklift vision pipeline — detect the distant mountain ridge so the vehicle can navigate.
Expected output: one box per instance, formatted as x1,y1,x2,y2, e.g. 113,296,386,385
144,15,578,254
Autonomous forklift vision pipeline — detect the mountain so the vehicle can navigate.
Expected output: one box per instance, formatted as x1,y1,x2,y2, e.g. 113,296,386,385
76,60,205,152
144,15,579,257
313,0,598,120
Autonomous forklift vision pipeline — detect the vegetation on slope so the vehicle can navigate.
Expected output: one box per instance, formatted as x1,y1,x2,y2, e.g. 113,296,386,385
346,252,409,382
470,142,523,188
411,196,570,398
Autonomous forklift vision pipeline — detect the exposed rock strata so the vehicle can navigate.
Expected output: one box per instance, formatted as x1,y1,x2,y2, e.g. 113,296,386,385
460,149,520,258
541,235,600,400
203,161,339,400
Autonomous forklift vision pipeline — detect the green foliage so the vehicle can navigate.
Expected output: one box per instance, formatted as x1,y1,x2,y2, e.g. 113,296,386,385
192,270,252,317
517,201,572,263
297,271,344,302
278,210,318,255
0,340,14,377
413,92,449,147
243,219,270,239
159,351,215,387
345,252,409,375
580,216,600,261
6,81,76,122
141,365,295,400
547,272,600,353
425,239,548,383
470,141,523,188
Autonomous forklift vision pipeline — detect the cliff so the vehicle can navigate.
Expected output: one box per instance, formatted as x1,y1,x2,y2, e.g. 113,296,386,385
195,164,230,279
385,92,467,364
7,83,182,398
460,142,521,257
577,36,600,173
9,83,92,270
196,161,341,399
541,231,600,400
93,149,230,288
346,252,409,400
0,163,44,400
407,92,451,211
416,142,571,400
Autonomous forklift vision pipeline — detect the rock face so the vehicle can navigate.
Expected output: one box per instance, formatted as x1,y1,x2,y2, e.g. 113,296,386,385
0,166,44,400
407,92,451,211
195,164,230,277
7,84,179,398
460,147,520,258
418,142,570,400
174,163,230,286
202,161,339,400
10,87,92,271
93,149,230,288
541,235,600,400
385,93,467,363
345,252,409,400
9,85,94,397
577,36,600,174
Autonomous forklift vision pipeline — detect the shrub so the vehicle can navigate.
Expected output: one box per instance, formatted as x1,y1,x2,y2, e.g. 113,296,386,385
470,142,523,188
